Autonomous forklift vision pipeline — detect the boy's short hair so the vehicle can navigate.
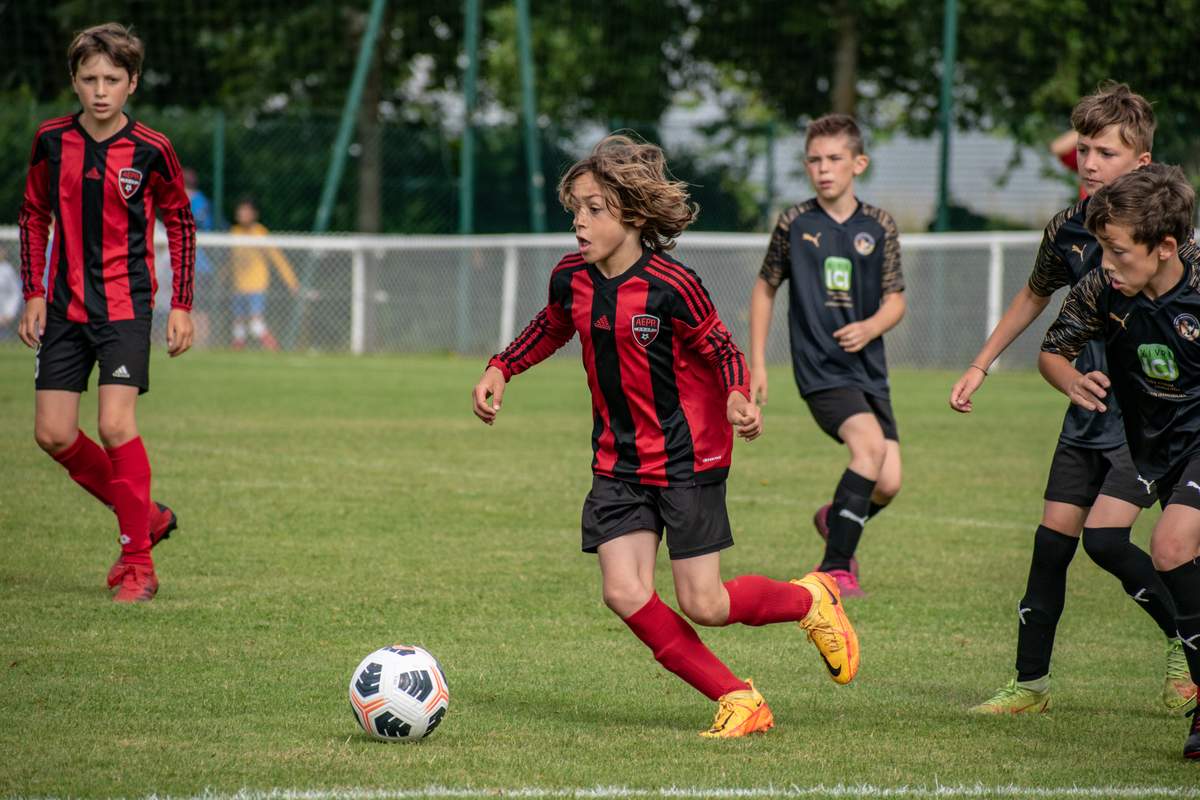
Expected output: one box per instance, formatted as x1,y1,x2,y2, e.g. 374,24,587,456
68,22,144,79
805,114,865,156
558,133,698,251
1085,163,1195,248
1071,81,1155,154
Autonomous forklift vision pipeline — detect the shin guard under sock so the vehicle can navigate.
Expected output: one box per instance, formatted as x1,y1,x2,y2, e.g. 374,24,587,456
623,593,747,700
1015,525,1079,681
106,437,153,566
819,469,875,572
724,575,813,626
1083,526,1178,638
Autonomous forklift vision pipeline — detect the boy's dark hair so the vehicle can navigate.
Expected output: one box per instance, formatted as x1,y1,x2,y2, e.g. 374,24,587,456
1071,81,1155,154
1085,163,1195,248
68,23,144,79
558,133,698,251
805,113,865,156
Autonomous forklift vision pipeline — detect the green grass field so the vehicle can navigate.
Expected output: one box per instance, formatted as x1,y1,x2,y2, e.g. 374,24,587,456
1,346,1196,798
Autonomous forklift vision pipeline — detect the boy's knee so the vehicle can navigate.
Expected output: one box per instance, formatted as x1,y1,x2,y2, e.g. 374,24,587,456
603,582,652,618
97,418,136,449
678,592,726,627
1151,537,1190,571
34,425,75,455
874,478,901,503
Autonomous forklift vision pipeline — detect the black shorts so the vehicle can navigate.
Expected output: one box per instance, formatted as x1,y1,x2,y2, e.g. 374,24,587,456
804,387,898,443
1156,454,1200,511
1043,442,1156,509
35,315,151,395
580,475,734,560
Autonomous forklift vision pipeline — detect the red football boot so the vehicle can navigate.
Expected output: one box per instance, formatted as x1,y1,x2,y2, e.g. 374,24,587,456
111,562,159,603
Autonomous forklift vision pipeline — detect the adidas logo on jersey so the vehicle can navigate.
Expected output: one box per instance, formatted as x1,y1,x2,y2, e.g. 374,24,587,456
112,365,131,379
594,315,611,331
85,167,102,180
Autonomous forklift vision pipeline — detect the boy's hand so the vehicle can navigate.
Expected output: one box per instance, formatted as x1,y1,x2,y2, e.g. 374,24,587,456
750,365,769,407
727,391,762,441
18,297,46,349
167,309,194,357
949,366,986,413
833,319,877,353
1067,370,1110,413
473,366,507,425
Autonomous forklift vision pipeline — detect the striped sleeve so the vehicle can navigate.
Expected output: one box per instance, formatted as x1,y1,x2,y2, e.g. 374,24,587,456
1041,268,1107,362
877,209,904,295
487,255,580,380
758,206,801,289
649,255,749,400
1028,205,1080,297
18,130,53,301
140,130,196,311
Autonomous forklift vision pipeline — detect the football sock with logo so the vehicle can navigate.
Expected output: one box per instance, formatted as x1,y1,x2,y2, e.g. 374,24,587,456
623,593,748,701
52,430,114,508
723,575,813,626
106,437,153,567
819,469,876,572
1083,526,1179,638
1015,525,1079,682
1159,560,1200,684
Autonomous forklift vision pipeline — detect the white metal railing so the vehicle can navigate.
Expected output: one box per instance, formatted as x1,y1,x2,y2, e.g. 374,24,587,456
0,227,1045,367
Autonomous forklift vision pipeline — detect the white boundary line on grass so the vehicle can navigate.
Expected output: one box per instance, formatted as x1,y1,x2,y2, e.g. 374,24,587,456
20,785,1200,800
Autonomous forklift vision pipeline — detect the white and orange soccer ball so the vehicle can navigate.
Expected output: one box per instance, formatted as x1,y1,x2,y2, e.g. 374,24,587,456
348,644,450,741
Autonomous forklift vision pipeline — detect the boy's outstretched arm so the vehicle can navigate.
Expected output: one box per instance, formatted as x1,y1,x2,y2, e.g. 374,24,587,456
748,277,776,405
1038,352,1110,413
949,285,1052,412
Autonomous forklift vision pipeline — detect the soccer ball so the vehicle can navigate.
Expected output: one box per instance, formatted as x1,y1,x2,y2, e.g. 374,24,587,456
348,644,450,741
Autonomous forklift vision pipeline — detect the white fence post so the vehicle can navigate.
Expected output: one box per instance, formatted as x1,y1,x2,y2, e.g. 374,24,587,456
986,239,1004,369
499,244,518,348
350,246,366,355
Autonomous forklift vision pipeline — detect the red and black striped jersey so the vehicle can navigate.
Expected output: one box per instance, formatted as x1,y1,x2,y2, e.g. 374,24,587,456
489,248,751,487
18,113,196,322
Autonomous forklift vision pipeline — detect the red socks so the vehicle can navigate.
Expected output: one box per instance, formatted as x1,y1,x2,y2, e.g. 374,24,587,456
622,593,747,701
52,431,114,508
105,437,153,566
724,575,813,626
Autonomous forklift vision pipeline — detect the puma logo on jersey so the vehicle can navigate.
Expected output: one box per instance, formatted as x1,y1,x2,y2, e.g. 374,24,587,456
803,232,822,248
112,365,131,379
838,508,869,528
1137,475,1154,494
1110,312,1130,331
1070,244,1087,260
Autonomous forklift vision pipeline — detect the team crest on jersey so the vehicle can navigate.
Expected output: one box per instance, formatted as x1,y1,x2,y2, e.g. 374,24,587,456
631,314,660,347
853,232,876,256
1175,313,1200,342
118,168,143,200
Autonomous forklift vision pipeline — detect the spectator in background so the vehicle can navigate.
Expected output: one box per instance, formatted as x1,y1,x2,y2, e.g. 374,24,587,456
229,197,298,351
0,245,20,339
1050,129,1088,199
183,168,216,345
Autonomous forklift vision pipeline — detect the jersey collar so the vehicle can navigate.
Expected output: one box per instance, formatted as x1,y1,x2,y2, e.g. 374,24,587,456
72,110,136,146
588,246,655,289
